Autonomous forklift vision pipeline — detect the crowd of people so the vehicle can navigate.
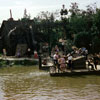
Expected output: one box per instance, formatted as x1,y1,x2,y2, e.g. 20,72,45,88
2,44,100,71
51,45,74,72
51,45,100,72
87,53,99,70
52,52,73,72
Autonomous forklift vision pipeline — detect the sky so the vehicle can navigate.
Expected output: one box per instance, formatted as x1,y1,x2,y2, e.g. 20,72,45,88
0,0,100,24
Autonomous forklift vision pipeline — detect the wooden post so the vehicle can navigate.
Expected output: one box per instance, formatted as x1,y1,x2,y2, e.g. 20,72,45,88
10,9,12,18
39,55,42,69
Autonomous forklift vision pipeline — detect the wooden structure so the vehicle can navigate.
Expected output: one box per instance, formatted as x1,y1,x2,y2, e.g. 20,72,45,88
72,56,86,69
50,68,100,76
15,44,28,57
39,55,54,70
0,56,39,66
0,20,34,56
49,56,100,76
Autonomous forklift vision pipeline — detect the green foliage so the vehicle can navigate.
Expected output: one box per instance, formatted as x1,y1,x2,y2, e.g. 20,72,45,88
69,2,80,17
66,39,73,52
0,54,2,57
74,32,91,48
18,3,100,53
0,59,38,67
92,36,100,53
69,16,87,33
0,60,7,67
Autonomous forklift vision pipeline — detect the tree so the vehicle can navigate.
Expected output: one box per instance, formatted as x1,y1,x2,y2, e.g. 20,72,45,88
69,2,80,17
92,36,100,53
74,32,91,49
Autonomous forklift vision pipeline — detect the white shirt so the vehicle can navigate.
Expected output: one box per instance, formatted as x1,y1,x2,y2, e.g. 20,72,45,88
53,54,58,60
68,56,72,60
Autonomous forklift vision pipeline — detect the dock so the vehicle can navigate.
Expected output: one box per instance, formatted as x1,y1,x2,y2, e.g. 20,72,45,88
0,56,38,61
0,56,39,66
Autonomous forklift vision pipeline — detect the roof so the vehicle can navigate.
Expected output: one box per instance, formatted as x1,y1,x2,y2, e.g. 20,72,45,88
0,20,34,38
0,20,21,37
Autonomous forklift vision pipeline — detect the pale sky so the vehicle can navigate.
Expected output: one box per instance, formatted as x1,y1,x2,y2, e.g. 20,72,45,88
0,0,100,24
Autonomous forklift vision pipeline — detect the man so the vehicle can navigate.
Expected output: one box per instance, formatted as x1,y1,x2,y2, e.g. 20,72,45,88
67,53,73,71
53,52,58,65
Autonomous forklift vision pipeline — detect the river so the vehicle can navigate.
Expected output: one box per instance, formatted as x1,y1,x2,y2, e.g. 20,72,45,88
0,66,100,100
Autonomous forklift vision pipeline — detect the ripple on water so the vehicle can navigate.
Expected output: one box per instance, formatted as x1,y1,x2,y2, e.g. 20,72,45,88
29,71,49,77
0,67,100,100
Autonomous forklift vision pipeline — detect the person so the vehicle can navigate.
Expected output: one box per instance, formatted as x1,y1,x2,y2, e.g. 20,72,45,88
85,49,88,60
53,52,59,65
60,55,66,72
42,58,47,65
67,54,73,71
55,45,59,52
57,55,61,72
3,48,7,59
87,58,94,70
93,54,98,70
61,42,64,52
34,50,38,59
27,48,31,57
16,50,21,58
81,47,86,55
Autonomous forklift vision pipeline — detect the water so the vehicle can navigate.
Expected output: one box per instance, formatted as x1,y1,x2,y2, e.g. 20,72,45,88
0,66,100,100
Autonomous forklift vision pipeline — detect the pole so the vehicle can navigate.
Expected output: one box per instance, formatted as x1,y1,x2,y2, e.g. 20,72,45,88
39,55,42,69
10,9,12,18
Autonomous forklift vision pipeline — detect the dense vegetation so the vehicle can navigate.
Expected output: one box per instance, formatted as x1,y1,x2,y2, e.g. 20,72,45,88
21,2,100,54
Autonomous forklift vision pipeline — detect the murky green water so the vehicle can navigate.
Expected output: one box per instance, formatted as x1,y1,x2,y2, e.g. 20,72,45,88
0,66,100,100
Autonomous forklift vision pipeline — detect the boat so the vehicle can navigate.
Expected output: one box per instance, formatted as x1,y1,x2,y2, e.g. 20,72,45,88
49,67,100,76
38,55,54,70
49,56,100,76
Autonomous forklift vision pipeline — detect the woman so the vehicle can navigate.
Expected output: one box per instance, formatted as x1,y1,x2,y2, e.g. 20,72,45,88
60,56,66,72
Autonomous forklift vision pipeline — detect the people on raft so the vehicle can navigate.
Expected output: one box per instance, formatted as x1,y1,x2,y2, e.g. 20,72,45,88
53,52,59,65
57,55,61,72
67,53,73,71
87,53,99,70
53,52,67,72
87,58,94,70
93,53,99,70
59,55,67,72
52,45,100,72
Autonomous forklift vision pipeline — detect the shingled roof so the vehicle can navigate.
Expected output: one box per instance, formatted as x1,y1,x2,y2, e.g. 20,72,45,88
0,20,22,38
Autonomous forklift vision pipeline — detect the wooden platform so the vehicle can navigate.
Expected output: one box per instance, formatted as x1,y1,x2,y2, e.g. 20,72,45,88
0,56,39,66
50,69,100,77
0,56,38,61
39,56,86,70
49,65,100,76
39,55,100,76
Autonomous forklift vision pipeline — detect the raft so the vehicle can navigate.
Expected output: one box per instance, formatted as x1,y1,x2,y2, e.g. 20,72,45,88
50,67,100,76
49,56,100,77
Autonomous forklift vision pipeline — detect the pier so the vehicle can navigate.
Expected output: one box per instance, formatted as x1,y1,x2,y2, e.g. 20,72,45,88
0,56,39,66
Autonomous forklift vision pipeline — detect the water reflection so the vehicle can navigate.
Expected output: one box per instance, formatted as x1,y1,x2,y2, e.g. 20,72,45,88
0,66,100,100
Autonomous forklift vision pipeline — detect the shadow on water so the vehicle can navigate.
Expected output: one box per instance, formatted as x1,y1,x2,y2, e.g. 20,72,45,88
51,74,100,78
